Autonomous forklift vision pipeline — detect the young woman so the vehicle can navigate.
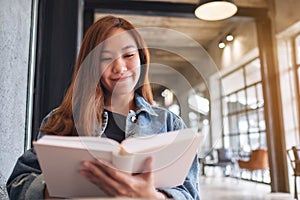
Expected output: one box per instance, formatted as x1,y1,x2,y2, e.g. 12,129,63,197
6,16,200,200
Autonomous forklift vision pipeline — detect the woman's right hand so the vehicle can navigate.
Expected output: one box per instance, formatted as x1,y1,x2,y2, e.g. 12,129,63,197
80,157,167,199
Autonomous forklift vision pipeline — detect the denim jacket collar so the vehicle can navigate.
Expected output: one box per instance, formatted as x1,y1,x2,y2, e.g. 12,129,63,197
100,93,157,137
134,94,158,116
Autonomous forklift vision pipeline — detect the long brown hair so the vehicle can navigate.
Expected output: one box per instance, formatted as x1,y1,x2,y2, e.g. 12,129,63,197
40,16,153,136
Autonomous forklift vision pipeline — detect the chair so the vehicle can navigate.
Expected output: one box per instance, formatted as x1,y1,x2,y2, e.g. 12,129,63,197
201,148,235,176
287,146,300,200
237,149,269,180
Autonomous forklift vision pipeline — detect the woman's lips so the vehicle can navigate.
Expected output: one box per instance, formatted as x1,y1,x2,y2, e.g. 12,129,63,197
111,75,131,82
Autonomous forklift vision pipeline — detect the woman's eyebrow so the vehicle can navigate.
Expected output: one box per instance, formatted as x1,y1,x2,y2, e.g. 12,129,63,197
122,45,136,51
101,49,111,54
101,45,136,54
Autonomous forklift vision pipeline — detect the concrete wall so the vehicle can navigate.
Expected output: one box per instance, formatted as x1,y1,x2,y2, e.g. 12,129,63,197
0,0,32,198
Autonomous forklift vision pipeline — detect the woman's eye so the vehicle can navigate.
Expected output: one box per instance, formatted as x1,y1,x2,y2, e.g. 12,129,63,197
124,53,135,58
125,54,134,58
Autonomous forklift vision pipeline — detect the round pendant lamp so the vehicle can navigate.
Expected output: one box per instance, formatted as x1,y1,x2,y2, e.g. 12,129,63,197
194,0,238,21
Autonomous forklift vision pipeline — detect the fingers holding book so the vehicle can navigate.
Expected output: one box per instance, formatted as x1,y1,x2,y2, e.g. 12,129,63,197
80,160,121,195
80,157,166,199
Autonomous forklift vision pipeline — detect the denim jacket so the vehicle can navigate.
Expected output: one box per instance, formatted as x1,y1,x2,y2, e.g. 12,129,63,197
6,94,200,200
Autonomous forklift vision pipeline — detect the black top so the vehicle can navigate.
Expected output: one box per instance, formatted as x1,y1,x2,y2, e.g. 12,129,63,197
103,109,126,143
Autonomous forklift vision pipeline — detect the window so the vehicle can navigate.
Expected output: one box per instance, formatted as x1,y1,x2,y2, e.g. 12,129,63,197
277,33,300,148
294,34,300,132
220,58,269,183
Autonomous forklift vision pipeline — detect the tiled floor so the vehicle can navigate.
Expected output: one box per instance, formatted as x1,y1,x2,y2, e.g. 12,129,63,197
199,176,293,200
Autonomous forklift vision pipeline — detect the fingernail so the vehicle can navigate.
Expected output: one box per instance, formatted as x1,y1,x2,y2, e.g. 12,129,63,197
82,161,90,167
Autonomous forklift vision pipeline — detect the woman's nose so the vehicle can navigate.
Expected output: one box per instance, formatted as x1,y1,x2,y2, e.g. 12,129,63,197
112,57,127,74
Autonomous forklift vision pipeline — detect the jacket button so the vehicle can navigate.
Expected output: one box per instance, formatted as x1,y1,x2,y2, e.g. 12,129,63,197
130,115,137,123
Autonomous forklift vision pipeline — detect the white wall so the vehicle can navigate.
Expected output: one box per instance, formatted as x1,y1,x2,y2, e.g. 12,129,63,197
208,21,258,70
0,0,32,198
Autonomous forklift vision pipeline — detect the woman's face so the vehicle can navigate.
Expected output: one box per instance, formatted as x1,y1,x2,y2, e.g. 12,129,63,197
100,28,141,96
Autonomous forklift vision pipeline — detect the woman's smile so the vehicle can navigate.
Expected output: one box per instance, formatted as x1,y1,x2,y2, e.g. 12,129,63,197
111,74,132,82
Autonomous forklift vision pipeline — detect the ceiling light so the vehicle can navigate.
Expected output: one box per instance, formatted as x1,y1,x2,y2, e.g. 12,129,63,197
194,0,238,21
218,41,225,49
226,33,234,41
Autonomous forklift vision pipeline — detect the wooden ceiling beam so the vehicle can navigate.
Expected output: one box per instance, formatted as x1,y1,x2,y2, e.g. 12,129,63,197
85,0,196,18
85,0,268,19
235,0,268,8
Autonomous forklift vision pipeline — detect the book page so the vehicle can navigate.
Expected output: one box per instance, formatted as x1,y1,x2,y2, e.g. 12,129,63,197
36,135,120,152
121,129,198,155
120,130,179,154
114,129,203,187
154,132,202,187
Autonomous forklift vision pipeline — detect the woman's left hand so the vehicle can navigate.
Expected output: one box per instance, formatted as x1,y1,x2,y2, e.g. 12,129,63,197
80,157,166,199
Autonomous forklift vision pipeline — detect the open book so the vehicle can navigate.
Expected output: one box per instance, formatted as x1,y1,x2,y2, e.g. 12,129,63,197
33,128,202,198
